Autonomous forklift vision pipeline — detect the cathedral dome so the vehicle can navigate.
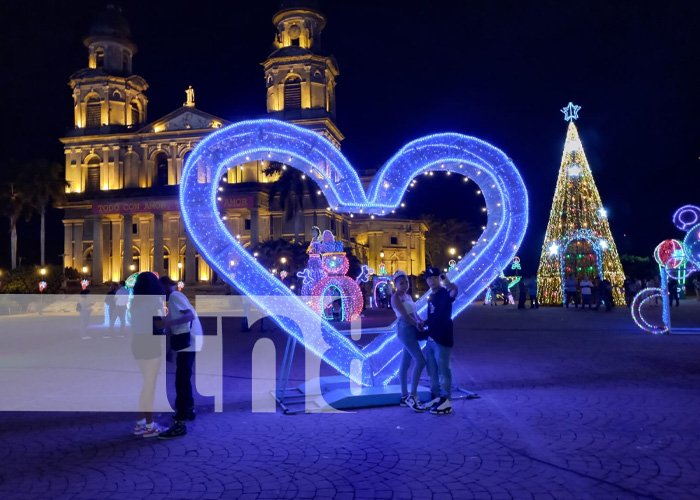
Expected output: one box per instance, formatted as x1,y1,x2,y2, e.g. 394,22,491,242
277,0,322,14
86,4,131,41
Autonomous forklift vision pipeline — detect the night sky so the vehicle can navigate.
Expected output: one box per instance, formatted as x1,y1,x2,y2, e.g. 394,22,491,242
1,0,699,272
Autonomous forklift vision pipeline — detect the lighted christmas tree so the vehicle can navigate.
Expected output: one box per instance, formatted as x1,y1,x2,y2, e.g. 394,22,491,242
537,103,625,305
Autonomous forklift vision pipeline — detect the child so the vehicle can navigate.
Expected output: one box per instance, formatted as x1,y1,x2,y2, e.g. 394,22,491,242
420,267,458,415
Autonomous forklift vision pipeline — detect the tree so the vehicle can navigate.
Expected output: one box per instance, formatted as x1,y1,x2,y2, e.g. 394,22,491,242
536,105,625,305
0,182,26,270
262,161,318,244
20,160,69,267
420,214,479,268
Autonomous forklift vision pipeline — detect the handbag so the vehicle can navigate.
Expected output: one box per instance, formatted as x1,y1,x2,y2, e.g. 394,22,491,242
170,331,191,351
170,318,193,351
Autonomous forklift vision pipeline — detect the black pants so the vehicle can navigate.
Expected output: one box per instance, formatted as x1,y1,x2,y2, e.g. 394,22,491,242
669,292,680,307
565,291,578,307
175,351,196,414
530,294,539,308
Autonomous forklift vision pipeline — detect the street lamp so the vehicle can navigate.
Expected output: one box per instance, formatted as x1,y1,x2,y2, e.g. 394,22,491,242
280,257,287,264
178,262,183,280
39,268,46,276
129,264,136,272
82,266,88,274
448,248,456,256
380,251,385,259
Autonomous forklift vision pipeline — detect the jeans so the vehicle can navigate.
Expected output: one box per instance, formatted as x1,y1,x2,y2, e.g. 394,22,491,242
529,293,539,308
565,291,578,307
112,306,127,332
175,351,196,415
425,339,452,399
397,319,426,397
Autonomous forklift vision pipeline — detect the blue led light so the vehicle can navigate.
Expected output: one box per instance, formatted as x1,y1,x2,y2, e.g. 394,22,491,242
561,102,581,122
180,119,528,387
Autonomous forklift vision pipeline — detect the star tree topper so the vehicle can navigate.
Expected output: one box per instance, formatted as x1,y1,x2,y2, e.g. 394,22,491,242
561,102,581,122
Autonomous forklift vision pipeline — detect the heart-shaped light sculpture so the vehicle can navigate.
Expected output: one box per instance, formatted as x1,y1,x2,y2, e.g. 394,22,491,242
180,120,528,387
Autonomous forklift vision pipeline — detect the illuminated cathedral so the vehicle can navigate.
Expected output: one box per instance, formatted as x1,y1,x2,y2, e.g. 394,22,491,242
59,2,426,286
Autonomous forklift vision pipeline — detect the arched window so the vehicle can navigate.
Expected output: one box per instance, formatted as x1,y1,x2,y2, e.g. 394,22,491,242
284,76,301,110
130,100,140,126
390,255,399,276
122,246,141,273
95,47,104,68
84,247,93,274
86,96,101,128
86,157,101,192
154,152,168,186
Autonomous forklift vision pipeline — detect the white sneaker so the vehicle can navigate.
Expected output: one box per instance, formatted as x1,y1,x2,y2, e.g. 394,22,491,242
406,395,424,413
430,397,452,415
421,396,441,411
142,423,167,438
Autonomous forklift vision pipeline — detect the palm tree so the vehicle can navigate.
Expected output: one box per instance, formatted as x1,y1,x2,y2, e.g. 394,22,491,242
262,161,318,244
21,161,69,267
0,182,26,269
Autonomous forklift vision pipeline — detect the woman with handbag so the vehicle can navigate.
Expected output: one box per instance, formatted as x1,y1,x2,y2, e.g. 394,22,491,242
129,272,167,438
391,270,426,412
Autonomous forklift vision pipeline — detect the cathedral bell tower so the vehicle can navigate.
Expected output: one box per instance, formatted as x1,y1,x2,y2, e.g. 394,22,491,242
262,0,343,148
68,4,148,133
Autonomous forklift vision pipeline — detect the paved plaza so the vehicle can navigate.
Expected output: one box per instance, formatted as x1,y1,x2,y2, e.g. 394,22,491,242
1,300,699,500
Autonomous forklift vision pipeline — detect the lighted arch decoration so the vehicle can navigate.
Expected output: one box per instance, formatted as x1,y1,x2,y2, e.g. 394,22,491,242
559,228,606,280
631,204,700,335
180,119,528,387
631,288,669,334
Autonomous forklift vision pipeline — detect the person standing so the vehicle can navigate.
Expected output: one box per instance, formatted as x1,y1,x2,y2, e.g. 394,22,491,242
668,278,680,307
113,281,129,337
564,274,579,308
517,279,527,309
157,276,203,439
528,276,539,309
130,272,167,438
391,270,426,412
420,267,458,415
104,283,118,337
693,277,700,301
77,289,93,339
579,275,594,309
623,277,634,307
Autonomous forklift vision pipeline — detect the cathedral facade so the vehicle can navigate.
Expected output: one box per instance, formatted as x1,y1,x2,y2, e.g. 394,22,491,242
60,3,426,286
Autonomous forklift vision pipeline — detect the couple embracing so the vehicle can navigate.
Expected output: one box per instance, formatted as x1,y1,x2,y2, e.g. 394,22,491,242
392,267,458,415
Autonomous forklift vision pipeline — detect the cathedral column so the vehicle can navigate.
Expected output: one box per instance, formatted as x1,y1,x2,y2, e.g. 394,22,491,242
63,223,73,269
73,222,84,270
122,214,133,279
92,216,103,285
367,230,383,271
153,213,164,277
250,207,260,246
185,233,196,285
111,219,122,280
169,142,178,184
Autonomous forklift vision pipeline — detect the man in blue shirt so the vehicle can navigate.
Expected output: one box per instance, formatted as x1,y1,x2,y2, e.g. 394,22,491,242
420,267,458,415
